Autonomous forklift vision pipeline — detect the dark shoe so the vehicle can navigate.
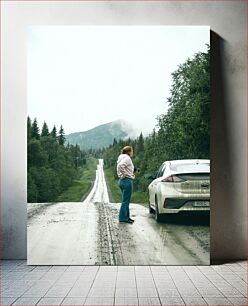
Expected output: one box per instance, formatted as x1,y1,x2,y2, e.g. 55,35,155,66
129,218,135,222
119,220,133,224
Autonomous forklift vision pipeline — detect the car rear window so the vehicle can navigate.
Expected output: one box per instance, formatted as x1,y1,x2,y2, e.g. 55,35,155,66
176,173,210,180
170,163,210,173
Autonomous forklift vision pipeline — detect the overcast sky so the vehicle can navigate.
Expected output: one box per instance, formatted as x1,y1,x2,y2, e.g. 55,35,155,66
28,26,209,136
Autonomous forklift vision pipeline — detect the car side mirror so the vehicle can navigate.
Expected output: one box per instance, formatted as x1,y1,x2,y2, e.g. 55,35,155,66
144,174,156,180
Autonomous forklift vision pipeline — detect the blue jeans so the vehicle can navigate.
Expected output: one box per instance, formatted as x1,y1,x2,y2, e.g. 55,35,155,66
118,177,133,221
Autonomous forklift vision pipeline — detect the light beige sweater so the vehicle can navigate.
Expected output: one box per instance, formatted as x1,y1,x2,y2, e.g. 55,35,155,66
116,154,135,179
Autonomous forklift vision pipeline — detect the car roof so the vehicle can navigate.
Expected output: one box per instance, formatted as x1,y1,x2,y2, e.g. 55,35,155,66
162,159,210,174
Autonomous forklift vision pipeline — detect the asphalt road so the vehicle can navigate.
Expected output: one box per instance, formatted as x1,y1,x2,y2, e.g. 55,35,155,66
28,159,210,265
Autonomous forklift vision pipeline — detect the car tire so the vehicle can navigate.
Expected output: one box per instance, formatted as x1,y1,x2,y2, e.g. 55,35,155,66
155,196,162,222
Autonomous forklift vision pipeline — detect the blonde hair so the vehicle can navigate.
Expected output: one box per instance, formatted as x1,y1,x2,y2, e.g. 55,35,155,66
121,146,133,155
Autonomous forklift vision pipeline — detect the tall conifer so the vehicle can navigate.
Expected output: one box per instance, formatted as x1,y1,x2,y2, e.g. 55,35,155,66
31,118,40,140
58,125,66,145
41,121,49,137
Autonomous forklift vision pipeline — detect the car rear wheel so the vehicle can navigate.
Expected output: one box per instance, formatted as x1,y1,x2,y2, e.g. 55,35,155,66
155,196,162,222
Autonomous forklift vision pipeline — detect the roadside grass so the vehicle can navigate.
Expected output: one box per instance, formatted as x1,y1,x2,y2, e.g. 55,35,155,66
104,167,148,206
132,189,149,206
104,168,122,203
56,158,98,202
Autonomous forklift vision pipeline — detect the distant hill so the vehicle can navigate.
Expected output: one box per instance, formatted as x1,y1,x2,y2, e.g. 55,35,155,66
65,120,137,150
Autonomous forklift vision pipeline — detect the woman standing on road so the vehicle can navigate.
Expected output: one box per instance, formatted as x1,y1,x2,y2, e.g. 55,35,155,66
116,146,135,224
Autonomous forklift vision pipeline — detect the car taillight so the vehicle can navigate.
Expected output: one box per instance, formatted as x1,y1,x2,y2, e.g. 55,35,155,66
161,175,185,182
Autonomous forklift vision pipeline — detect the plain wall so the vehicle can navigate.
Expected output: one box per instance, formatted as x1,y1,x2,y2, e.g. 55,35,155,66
1,1,247,261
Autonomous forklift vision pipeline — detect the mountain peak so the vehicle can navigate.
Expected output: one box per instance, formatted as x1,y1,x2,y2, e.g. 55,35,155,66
65,120,137,150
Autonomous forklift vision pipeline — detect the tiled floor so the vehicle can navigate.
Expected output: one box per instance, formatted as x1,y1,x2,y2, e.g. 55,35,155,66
0,260,247,305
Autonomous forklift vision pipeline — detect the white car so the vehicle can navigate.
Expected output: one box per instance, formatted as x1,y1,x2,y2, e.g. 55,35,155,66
147,159,210,222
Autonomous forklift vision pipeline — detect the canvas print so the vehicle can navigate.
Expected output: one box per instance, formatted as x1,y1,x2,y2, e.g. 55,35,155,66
27,26,210,265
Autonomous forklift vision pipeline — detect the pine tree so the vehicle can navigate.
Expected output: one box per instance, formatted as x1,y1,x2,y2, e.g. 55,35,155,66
31,118,40,140
58,125,66,145
113,138,118,145
137,132,144,154
50,125,57,139
41,121,49,137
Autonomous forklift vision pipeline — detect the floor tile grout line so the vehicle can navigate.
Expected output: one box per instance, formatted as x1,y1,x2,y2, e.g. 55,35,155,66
8,296,19,306
10,274,44,301
114,266,119,305
196,266,238,299
201,296,231,306
134,266,139,304
233,270,247,282
83,265,100,305
110,266,117,305
215,266,248,285
182,265,212,302
59,265,87,305
19,271,61,300
149,266,162,306
37,266,87,304
213,268,247,297
165,266,186,305
226,296,248,306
